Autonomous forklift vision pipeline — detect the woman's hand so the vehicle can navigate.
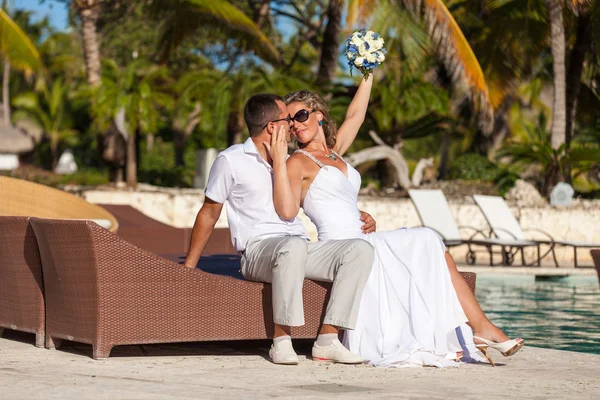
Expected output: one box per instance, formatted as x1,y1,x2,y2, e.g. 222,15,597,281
359,210,376,234
264,125,289,167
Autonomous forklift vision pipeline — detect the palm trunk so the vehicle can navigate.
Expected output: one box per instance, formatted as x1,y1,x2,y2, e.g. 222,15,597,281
545,0,567,151
226,110,244,146
564,13,591,184
316,0,343,87
50,136,59,170
146,133,154,152
254,0,270,28
126,132,137,187
566,14,591,149
2,61,10,125
80,3,102,87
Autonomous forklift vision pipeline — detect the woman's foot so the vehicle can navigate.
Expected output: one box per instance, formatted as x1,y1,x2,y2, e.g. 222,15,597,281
472,324,510,345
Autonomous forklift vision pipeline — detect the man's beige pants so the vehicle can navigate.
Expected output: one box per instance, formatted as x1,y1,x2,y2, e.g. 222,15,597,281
241,236,374,329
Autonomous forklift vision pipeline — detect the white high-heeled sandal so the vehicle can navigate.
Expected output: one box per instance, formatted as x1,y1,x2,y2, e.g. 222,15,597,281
473,337,524,366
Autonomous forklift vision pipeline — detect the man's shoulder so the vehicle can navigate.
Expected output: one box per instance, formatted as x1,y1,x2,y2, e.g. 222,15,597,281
218,143,245,158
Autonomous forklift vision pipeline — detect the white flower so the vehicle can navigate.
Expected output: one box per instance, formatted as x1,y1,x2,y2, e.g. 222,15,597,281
351,35,363,47
358,43,369,56
366,52,377,63
376,51,386,62
354,57,366,67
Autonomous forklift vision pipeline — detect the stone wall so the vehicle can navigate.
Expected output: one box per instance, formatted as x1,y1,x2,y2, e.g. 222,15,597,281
68,184,600,266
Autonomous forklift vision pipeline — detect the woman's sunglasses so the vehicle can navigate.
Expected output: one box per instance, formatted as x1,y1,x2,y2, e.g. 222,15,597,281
263,109,316,129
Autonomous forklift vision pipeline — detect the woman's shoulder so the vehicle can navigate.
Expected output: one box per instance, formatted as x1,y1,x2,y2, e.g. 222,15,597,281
288,151,320,176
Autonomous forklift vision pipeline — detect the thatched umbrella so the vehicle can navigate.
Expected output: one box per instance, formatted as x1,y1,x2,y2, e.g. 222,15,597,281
0,122,34,154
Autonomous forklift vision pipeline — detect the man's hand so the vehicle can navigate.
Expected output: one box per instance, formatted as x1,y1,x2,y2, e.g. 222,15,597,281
359,210,376,234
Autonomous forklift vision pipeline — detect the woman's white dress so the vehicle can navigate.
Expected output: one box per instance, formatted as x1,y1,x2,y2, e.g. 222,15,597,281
297,150,479,367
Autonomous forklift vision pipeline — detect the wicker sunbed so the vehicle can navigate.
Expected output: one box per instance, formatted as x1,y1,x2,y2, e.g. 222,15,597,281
592,250,600,286
30,218,477,359
0,217,45,347
99,204,236,255
0,176,118,232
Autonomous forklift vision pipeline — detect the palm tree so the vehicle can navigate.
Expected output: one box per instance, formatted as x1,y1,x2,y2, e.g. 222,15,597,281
545,0,567,150
0,6,41,124
91,60,174,187
12,79,79,168
341,1,494,129
61,0,104,87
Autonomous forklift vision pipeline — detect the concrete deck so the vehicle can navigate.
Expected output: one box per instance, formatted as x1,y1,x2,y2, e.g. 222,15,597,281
1,331,598,399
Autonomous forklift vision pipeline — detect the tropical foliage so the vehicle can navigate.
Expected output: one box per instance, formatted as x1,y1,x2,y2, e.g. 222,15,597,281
0,0,598,197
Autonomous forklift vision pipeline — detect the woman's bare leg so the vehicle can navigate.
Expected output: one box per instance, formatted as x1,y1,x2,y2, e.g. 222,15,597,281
445,252,509,343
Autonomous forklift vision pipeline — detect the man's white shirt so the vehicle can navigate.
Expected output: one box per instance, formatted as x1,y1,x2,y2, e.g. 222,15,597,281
204,137,308,252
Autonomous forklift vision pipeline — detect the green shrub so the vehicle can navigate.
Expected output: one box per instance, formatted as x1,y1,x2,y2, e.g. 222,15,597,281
448,153,518,195
138,138,196,188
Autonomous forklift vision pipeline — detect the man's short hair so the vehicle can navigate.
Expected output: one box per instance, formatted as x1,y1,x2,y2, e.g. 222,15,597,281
244,93,284,136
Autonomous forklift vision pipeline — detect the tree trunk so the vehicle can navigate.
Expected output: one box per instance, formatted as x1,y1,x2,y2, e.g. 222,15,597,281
126,131,137,187
2,61,10,125
345,145,412,189
546,0,567,150
80,2,102,87
173,103,201,166
50,136,59,170
173,129,186,167
438,131,450,180
254,0,270,28
146,133,154,152
316,0,343,87
566,14,592,147
226,110,244,146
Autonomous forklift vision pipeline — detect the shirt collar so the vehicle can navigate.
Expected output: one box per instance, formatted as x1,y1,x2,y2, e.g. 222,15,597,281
243,136,272,170
243,137,257,155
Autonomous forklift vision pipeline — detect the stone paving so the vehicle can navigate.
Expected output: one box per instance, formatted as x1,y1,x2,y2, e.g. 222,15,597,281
1,330,598,399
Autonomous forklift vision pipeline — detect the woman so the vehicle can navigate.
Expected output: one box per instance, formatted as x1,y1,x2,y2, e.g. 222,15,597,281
266,76,523,367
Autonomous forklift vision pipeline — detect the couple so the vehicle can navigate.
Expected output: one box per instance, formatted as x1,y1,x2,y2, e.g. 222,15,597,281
185,76,524,367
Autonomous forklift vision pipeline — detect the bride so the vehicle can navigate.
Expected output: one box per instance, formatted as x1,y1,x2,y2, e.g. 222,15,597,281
265,76,524,367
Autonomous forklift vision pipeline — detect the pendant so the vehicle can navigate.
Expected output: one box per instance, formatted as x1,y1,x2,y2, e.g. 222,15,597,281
325,153,337,161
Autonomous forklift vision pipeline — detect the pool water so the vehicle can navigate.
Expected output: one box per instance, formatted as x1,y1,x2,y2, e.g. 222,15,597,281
475,275,600,354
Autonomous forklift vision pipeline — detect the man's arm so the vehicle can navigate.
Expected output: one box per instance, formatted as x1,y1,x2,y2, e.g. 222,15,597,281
184,198,224,268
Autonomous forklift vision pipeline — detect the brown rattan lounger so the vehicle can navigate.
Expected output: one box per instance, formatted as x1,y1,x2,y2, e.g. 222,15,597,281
99,204,236,255
0,216,45,347
29,218,477,359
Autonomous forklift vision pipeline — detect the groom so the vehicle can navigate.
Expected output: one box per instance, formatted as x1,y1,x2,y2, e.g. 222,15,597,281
184,93,375,365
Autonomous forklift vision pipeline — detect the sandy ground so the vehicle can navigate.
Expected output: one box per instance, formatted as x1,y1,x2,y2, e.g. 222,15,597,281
1,330,599,400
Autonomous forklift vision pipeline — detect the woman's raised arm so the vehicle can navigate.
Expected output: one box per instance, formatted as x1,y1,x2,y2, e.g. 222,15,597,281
333,75,374,156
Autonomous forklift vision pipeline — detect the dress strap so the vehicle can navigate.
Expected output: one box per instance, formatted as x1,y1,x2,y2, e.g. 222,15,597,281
294,149,325,168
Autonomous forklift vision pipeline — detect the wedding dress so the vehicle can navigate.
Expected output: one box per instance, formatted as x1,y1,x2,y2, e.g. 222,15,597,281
296,149,479,367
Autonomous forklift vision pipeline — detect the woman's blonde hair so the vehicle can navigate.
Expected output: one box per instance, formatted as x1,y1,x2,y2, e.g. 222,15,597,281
284,90,337,148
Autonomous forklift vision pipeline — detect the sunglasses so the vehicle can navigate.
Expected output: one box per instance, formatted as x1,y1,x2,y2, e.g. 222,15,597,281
263,109,316,129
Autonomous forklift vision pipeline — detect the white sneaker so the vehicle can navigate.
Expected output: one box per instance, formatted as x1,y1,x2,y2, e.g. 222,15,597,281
269,339,299,365
312,339,364,364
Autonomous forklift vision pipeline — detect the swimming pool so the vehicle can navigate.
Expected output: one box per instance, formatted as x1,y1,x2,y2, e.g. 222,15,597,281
475,275,600,354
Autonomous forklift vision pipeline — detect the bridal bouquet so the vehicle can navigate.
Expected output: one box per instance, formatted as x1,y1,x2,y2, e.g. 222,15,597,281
346,29,386,79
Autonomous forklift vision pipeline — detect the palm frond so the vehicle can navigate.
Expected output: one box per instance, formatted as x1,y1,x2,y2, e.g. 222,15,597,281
0,8,41,72
152,0,280,65
398,0,494,132
346,0,378,28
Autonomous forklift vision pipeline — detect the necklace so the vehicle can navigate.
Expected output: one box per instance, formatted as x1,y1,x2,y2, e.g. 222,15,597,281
322,150,337,161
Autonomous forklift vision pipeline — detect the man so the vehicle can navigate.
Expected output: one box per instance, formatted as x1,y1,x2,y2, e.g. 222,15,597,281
184,93,374,365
